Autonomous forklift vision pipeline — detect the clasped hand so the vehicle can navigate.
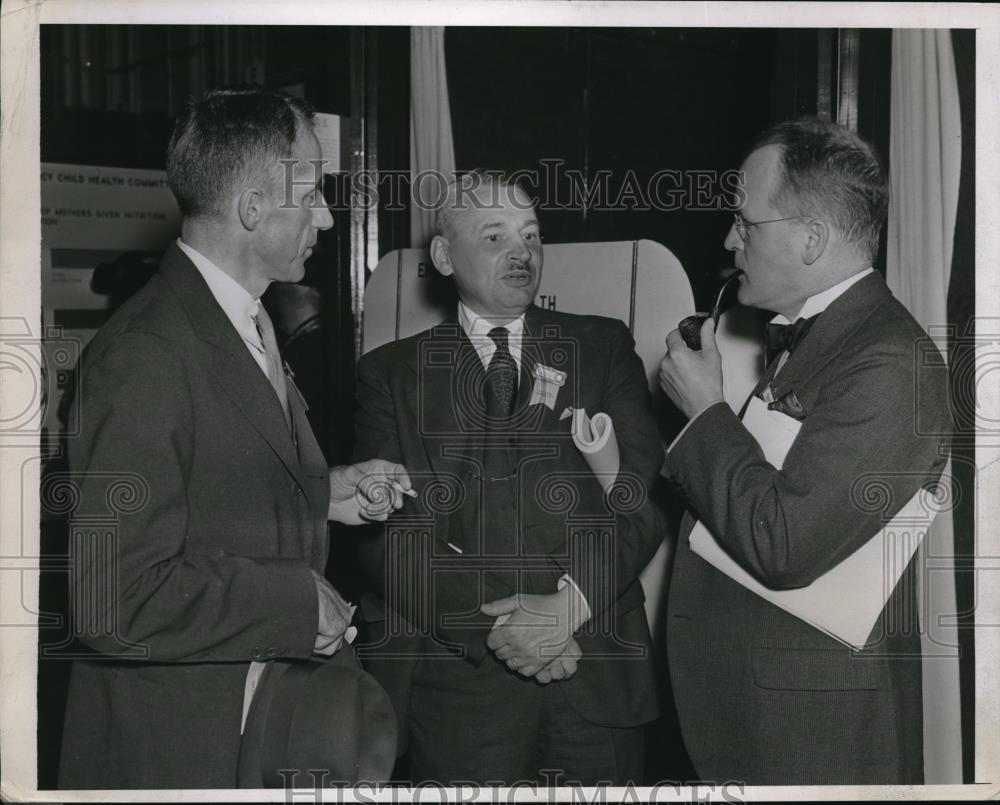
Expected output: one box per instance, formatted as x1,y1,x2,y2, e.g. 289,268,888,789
481,587,587,684
659,318,725,419
328,458,412,524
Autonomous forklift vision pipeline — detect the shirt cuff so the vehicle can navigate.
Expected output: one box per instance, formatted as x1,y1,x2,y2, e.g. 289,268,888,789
557,573,592,627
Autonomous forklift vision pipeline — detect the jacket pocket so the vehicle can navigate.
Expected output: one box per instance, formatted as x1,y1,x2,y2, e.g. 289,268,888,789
752,646,880,691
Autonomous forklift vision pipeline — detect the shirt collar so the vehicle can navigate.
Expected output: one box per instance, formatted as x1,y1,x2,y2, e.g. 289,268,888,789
457,301,526,371
457,301,526,341
771,267,874,325
177,238,263,351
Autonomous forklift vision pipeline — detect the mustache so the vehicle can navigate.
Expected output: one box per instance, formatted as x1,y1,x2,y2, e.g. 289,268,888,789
504,261,536,273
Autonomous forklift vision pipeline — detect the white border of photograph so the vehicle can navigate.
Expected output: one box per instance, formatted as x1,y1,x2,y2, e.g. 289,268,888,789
1,1,997,801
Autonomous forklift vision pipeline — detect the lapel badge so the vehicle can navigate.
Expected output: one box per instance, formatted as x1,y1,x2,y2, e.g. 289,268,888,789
529,364,566,410
533,364,566,386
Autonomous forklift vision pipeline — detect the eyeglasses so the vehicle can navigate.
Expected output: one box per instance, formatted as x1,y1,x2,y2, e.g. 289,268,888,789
732,212,809,242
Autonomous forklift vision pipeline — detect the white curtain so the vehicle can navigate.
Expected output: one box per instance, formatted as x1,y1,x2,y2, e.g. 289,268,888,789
410,27,456,249
887,28,962,784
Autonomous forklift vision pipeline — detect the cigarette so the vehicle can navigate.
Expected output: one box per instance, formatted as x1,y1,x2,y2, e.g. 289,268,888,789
392,481,417,498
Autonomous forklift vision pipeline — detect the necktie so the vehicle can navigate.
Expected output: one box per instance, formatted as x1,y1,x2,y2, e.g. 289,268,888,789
482,328,519,562
764,314,819,367
739,314,819,419
253,304,292,430
485,326,518,418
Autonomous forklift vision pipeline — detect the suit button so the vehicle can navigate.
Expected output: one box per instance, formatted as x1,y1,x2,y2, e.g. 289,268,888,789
251,647,262,660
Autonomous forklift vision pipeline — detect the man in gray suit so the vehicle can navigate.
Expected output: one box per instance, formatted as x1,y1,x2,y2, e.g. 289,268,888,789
59,88,409,788
659,118,951,784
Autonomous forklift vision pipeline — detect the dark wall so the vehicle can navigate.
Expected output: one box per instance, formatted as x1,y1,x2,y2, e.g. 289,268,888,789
41,25,353,166
447,28,780,307
444,28,901,309
445,29,879,308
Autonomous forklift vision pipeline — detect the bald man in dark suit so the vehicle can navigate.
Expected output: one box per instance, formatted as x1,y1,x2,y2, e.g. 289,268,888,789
353,171,663,785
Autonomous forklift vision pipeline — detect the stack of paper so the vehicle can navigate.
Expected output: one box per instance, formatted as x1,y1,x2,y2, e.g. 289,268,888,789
689,396,930,650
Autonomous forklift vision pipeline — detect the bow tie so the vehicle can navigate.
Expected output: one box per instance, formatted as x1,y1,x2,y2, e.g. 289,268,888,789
765,315,819,366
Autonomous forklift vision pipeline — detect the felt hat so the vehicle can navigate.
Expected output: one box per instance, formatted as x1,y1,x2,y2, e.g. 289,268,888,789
237,649,398,788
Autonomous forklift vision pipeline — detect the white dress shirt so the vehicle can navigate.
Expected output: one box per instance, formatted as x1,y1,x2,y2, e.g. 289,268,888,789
176,239,268,375
458,301,526,373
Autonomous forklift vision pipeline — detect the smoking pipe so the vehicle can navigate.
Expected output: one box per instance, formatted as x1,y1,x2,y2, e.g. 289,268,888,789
677,269,744,350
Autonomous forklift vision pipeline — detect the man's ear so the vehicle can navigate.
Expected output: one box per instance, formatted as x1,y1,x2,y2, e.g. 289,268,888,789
429,234,453,277
801,218,829,266
237,186,268,231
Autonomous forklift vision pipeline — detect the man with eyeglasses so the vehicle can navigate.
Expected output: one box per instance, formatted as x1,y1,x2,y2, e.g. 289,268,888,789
658,118,950,784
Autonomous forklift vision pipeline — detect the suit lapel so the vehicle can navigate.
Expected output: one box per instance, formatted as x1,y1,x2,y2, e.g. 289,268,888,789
158,244,311,493
521,307,573,428
769,272,890,401
515,309,572,489
285,374,329,566
287,371,329,478
404,320,486,481
515,333,538,414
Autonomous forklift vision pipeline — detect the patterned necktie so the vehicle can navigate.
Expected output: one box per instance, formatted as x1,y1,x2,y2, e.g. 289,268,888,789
764,314,819,367
253,304,292,430
486,326,518,418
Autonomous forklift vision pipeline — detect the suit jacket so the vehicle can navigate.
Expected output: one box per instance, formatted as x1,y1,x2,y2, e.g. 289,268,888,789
664,272,951,784
352,306,663,729
58,244,331,788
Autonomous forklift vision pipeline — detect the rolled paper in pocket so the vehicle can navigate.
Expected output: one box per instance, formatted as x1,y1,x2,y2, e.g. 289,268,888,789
571,409,620,492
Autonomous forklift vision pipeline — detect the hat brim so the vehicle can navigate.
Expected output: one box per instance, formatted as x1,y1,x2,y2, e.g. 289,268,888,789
237,651,397,788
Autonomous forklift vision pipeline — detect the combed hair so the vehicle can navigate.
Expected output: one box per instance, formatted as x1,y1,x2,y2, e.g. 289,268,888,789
753,118,888,261
166,87,315,220
434,169,535,239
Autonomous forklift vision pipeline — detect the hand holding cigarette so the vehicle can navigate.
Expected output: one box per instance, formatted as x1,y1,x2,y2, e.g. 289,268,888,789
327,459,414,524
